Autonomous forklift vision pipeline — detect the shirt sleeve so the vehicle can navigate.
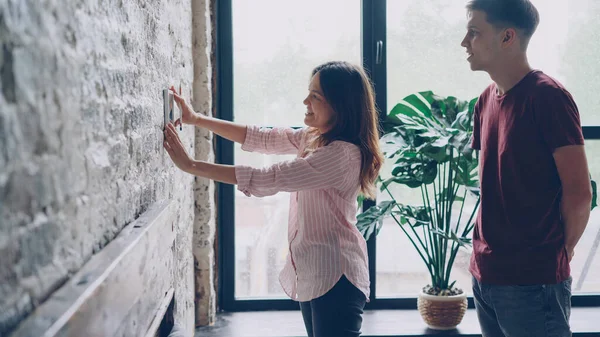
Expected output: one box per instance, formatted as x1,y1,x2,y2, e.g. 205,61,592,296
471,97,482,151
235,142,354,197
532,87,584,151
241,126,305,155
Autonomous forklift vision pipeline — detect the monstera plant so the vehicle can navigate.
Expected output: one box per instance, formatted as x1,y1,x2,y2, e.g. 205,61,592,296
357,91,479,330
358,91,479,292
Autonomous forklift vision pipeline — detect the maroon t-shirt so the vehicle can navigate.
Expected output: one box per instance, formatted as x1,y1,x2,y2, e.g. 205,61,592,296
470,70,584,285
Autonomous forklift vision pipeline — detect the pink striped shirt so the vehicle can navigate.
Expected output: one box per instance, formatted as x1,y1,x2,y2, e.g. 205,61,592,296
235,126,370,302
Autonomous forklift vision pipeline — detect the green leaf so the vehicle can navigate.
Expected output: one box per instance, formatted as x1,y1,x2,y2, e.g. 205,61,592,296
448,130,471,152
430,98,448,127
452,152,479,187
380,132,408,158
424,143,451,163
591,179,598,210
356,200,395,240
429,228,472,247
421,160,438,184
356,194,365,213
418,91,436,105
392,203,431,225
468,97,478,115
390,101,423,119
389,157,438,187
444,96,460,123
466,186,480,197
402,94,432,118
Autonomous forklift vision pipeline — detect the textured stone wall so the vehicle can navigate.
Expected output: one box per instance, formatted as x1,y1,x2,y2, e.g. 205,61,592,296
192,0,216,327
0,0,213,335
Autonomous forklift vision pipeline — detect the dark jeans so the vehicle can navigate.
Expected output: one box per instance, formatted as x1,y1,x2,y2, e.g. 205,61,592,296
299,275,367,337
472,276,572,337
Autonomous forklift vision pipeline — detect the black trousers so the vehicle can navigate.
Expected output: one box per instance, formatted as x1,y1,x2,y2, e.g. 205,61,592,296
299,275,367,337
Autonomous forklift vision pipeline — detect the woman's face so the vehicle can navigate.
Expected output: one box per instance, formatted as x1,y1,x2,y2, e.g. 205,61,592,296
303,72,336,133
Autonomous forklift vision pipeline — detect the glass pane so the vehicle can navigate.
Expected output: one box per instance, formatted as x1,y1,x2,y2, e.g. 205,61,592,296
573,141,600,294
386,0,600,125
382,0,600,298
386,0,490,112
527,0,600,126
232,0,361,299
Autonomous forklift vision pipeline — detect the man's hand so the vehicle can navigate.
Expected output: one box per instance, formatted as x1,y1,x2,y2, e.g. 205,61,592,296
566,247,575,263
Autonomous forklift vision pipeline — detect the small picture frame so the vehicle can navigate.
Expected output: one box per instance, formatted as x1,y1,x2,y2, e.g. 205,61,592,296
163,89,174,130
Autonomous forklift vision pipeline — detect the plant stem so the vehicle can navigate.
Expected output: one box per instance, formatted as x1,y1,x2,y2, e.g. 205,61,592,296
382,184,431,258
439,162,452,289
389,211,434,277
444,241,460,286
422,183,439,286
455,189,467,233
462,197,480,237
432,179,443,287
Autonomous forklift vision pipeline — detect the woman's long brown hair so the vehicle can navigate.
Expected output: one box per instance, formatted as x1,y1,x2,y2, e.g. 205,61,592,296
305,61,383,199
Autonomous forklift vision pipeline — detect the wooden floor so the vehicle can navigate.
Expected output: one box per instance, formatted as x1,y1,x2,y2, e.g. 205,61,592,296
195,308,600,337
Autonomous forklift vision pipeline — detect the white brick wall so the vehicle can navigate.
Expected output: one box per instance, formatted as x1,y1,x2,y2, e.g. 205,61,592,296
0,0,215,335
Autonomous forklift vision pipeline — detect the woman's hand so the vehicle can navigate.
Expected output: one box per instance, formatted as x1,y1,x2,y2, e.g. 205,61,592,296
164,122,193,172
164,121,238,183
170,86,202,126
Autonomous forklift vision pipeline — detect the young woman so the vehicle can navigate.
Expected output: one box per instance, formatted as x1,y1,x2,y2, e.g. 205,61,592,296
163,61,383,337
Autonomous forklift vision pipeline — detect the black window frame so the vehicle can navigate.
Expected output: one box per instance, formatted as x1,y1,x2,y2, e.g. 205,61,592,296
216,0,600,312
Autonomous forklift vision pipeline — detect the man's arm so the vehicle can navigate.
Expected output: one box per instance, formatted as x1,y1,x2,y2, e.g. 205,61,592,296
553,145,593,262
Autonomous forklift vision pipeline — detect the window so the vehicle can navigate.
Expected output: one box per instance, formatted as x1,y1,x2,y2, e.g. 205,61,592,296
380,0,600,298
218,0,600,310
229,0,361,300
576,142,600,294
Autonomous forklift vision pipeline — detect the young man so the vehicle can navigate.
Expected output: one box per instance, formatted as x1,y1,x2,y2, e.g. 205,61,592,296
461,0,593,336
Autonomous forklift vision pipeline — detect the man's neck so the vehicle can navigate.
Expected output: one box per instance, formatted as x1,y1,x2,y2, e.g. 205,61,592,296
488,57,533,96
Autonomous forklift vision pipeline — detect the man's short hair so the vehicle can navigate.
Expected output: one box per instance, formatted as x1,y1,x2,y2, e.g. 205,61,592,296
466,0,540,40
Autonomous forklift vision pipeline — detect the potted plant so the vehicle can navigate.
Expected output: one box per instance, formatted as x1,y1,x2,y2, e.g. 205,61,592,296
357,91,479,330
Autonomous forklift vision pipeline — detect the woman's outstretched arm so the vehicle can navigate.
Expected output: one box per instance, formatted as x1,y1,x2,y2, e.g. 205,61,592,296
171,87,247,144
164,122,237,183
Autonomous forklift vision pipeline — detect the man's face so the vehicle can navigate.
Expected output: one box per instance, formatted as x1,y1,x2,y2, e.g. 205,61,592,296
461,10,504,72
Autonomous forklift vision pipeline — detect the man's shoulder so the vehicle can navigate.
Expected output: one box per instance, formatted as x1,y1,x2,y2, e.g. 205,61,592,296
528,70,572,97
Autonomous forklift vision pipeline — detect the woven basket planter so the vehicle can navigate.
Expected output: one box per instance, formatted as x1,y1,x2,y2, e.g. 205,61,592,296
417,291,468,330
